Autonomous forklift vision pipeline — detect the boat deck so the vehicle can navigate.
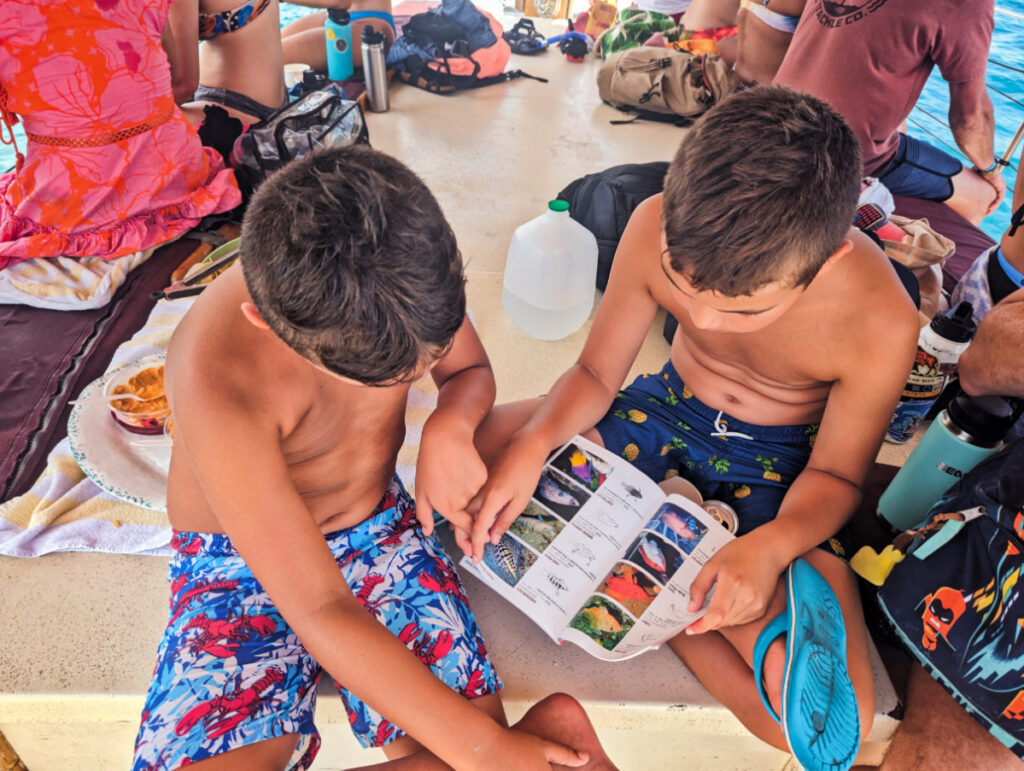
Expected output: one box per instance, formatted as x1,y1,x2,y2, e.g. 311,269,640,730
0,27,916,769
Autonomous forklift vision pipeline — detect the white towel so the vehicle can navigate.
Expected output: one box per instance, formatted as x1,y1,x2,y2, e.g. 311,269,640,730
0,295,439,557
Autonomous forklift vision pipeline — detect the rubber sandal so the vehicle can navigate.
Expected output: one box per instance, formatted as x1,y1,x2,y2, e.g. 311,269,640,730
752,558,861,771
503,18,547,55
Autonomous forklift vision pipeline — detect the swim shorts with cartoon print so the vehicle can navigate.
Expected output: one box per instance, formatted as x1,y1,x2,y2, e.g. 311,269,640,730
594,361,820,538
132,476,501,771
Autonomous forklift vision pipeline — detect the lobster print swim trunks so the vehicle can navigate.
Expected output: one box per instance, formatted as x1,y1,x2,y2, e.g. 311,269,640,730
132,476,501,771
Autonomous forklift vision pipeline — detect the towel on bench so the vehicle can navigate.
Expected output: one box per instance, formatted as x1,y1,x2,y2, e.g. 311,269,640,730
0,295,439,558
0,248,158,310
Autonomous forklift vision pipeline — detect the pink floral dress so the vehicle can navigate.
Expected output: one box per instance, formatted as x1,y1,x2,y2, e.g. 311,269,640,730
0,0,241,268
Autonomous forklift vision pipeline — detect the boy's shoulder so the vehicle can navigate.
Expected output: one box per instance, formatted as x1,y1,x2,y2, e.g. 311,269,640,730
167,269,295,418
820,229,920,332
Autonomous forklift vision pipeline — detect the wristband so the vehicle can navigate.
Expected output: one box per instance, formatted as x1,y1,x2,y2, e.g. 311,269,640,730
977,159,1000,175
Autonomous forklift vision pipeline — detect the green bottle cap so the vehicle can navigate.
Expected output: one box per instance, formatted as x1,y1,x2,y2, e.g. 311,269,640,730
548,199,570,213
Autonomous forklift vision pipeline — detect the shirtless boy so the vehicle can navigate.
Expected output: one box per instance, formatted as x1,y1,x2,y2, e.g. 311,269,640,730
131,147,611,770
469,87,920,761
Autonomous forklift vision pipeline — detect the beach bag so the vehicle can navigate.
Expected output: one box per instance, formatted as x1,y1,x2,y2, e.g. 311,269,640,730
596,48,738,125
595,9,678,60
231,83,369,200
866,438,1024,759
391,0,542,93
882,215,955,323
557,161,669,290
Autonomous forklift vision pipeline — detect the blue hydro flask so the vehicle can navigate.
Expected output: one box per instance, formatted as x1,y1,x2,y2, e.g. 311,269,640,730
325,9,354,82
877,392,1020,531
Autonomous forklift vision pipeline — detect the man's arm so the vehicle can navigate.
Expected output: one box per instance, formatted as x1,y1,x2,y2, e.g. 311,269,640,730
415,316,496,534
687,271,919,632
948,78,1006,208
468,197,665,559
958,287,1024,398
172,370,584,770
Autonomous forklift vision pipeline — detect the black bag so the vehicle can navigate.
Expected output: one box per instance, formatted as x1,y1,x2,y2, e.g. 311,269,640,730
557,161,669,290
232,84,369,201
403,12,471,56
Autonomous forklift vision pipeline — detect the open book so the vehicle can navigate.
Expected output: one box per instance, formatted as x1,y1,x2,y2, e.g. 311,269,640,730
460,436,734,661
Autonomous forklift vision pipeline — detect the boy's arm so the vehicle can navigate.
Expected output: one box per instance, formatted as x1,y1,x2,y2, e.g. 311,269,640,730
687,291,919,633
469,198,665,560
416,316,496,535
174,376,583,770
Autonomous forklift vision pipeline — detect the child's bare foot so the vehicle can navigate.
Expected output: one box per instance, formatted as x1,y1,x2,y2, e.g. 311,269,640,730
514,693,619,770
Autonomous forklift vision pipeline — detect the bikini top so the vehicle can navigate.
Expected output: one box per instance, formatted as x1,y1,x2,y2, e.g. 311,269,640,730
199,0,271,41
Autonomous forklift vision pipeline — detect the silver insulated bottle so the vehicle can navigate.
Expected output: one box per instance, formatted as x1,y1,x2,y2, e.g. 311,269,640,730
361,26,389,113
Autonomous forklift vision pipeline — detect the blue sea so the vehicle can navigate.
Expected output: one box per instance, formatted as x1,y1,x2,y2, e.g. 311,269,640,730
3,1,1021,240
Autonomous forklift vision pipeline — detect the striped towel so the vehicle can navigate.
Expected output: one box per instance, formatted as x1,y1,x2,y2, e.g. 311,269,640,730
0,249,155,310
0,295,438,558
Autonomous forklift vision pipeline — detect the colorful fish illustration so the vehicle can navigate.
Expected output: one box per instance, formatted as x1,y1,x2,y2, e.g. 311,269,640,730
569,449,593,485
605,574,649,602
639,537,667,573
515,515,557,535
493,540,521,576
582,604,623,633
537,476,577,506
662,510,700,543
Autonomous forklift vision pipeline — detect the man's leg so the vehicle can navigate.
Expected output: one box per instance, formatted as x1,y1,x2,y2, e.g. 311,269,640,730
868,664,1020,770
281,1,395,70
948,166,1003,225
670,549,875,750
879,134,998,225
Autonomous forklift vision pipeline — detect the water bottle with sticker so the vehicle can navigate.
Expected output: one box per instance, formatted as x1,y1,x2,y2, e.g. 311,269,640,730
886,301,976,444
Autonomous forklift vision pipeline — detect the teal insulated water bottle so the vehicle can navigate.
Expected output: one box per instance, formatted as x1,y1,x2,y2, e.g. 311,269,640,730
325,9,354,82
878,392,1019,531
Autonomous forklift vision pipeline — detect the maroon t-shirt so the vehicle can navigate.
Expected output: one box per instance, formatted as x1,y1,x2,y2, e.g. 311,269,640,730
774,0,993,174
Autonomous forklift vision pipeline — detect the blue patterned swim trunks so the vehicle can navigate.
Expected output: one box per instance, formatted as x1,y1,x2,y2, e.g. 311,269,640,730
595,361,819,536
132,476,501,771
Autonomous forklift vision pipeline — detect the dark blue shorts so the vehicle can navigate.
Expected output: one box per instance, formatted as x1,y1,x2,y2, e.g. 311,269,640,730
877,133,963,202
594,361,820,537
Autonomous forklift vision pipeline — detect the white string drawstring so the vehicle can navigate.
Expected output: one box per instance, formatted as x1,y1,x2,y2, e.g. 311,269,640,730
710,410,755,440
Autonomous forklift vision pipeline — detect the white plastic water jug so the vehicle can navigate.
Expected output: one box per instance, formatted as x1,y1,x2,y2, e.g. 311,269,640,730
502,200,598,341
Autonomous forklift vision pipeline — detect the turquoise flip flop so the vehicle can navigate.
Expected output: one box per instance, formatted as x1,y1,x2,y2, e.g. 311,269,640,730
752,558,861,771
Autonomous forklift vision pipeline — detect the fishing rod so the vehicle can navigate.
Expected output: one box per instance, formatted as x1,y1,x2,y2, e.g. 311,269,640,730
1001,118,1024,167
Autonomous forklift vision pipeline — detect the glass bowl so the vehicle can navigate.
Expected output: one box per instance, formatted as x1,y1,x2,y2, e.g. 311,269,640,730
104,356,170,435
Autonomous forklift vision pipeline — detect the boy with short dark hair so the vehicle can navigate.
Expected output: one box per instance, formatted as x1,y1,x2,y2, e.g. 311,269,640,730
132,146,609,771
470,87,920,767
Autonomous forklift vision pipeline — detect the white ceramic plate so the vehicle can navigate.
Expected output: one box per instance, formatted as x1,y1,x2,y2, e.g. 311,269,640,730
67,359,171,512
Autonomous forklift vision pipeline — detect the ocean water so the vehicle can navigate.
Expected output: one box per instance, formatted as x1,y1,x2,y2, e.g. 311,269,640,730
3,1,1021,241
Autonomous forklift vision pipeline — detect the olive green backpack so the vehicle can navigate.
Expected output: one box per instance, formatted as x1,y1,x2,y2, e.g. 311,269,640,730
596,48,739,125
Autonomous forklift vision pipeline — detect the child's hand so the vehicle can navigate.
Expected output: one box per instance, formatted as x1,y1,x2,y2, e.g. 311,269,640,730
415,413,487,538
466,435,550,562
684,533,787,634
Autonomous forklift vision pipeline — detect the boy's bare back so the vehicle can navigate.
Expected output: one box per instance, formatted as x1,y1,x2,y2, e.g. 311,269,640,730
165,265,409,535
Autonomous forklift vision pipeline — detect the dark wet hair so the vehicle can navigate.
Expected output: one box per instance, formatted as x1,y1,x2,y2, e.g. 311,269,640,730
240,146,465,385
662,86,862,296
